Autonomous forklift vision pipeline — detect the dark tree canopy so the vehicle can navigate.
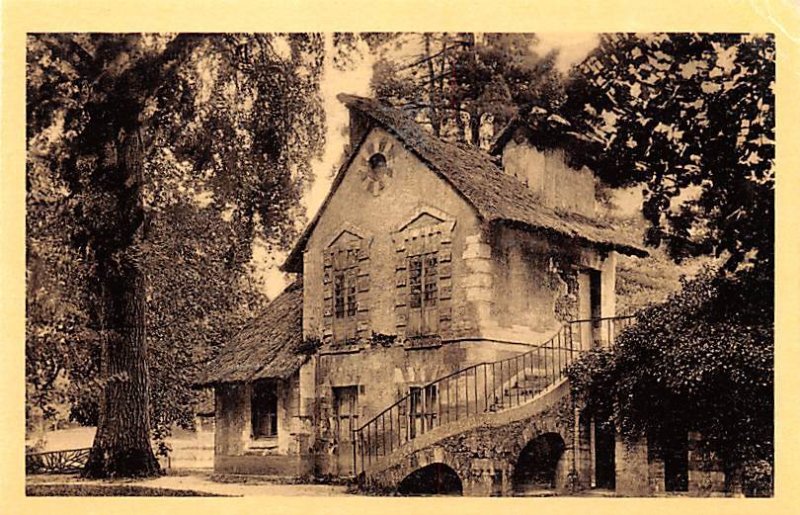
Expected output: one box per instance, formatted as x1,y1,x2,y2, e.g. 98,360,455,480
371,33,564,147
568,265,773,495
560,33,774,269
26,33,332,476
563,32,774,498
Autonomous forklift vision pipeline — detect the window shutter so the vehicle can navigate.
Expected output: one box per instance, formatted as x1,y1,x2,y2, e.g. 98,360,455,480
392,216,456,342
325,232,370,345
322,250,335,342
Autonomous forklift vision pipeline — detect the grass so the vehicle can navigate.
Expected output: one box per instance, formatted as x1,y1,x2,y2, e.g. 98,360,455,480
26,484,226,497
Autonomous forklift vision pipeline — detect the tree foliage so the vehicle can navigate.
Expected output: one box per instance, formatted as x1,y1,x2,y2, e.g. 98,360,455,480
569,265,773,493
563,33,774,495
371,33,563,147
26,33,332,474
561,33,774,269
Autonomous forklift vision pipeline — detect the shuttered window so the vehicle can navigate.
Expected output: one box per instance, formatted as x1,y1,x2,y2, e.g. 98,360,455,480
334,267,357,319
329,243,362,342
408,251,439,336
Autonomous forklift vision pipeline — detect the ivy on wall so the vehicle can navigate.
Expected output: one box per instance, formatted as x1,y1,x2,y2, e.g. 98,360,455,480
567,265,773,495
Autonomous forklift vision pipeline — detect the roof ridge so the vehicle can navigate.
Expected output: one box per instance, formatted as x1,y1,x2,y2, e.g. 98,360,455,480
281,94,647,274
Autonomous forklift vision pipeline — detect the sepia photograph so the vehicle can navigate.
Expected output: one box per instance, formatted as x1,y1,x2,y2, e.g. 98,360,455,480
21,29,775,499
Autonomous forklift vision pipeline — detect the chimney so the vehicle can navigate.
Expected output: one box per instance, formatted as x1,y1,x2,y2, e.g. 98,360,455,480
348,108,372,149
499,126,597,217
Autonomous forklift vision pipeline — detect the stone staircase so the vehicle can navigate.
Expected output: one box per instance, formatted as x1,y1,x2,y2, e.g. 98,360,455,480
490,370,551,412
352,316,636,478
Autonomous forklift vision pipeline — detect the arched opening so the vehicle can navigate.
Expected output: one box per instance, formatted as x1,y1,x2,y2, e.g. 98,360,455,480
512,432,566,495
397,463,463,496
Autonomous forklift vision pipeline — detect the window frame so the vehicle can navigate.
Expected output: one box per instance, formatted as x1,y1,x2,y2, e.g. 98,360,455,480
326,236,366,343
250,382,279,440
408,384,438,437
391,208,455,342
407,249,440,336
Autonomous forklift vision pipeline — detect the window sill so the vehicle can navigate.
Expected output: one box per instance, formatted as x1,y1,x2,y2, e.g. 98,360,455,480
404,335,443,350
248,437,279,450
320,341,364,355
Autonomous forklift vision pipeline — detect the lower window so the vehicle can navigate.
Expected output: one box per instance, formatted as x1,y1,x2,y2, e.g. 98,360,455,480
251,382,278,439
409,384,438,437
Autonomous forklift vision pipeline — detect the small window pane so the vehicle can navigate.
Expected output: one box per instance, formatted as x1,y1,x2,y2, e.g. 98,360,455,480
423,254,438,306
409,256,423,308
251,383,278,439
334,272,346,318
346,269,357,317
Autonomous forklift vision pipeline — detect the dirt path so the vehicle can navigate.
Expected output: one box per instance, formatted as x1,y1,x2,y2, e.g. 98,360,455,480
27,473,351,497
138,475,350,496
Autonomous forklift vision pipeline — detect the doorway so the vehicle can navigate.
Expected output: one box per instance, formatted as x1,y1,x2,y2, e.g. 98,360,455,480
594,417,616,490
332,385,359,474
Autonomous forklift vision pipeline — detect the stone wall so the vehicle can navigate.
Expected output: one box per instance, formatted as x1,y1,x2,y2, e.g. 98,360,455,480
487,225,617,346
687,431,726,495
615,435,651,496
313,339,537,476
213,373,315,477
215,383,249,457
614,431,729,496
302,126,484,344
363,380,579,496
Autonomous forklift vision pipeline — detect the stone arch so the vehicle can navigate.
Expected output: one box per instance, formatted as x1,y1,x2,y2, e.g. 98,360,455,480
511,432,567,494
397,462,464,496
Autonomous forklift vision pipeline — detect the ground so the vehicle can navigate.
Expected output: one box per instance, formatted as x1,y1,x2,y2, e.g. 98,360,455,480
26,472,350,497
27,427,349,496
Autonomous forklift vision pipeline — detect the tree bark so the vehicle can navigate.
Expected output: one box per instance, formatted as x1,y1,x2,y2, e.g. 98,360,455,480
83,130,160,478
72,35,203,478
469,109,482,148
424,34,442,137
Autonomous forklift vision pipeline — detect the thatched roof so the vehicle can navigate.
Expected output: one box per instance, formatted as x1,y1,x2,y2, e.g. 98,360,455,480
283,95,646,272
193,280,307,386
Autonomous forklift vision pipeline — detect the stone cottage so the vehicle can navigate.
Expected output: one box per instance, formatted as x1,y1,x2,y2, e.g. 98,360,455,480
195,95,725,496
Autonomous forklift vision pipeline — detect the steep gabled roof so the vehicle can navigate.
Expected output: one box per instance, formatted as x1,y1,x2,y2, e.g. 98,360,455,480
283,95,647,272
193,280,307,386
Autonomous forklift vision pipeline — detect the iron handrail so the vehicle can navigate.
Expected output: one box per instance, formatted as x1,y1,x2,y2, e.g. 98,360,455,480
351,315,636,476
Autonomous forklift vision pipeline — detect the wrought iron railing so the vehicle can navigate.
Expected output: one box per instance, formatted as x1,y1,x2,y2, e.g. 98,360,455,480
26,447,91,474
352,315,635,476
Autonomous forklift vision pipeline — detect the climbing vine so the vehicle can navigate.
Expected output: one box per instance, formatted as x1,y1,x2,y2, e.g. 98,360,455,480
567,265,773,495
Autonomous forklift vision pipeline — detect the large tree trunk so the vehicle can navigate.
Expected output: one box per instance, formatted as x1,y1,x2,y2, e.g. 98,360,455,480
83,130,160,478
84,256,159,477
73,35,203,478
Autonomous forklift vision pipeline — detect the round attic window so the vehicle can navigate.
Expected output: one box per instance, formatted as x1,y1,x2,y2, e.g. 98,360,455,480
369,152,387,171
361,152,392,196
